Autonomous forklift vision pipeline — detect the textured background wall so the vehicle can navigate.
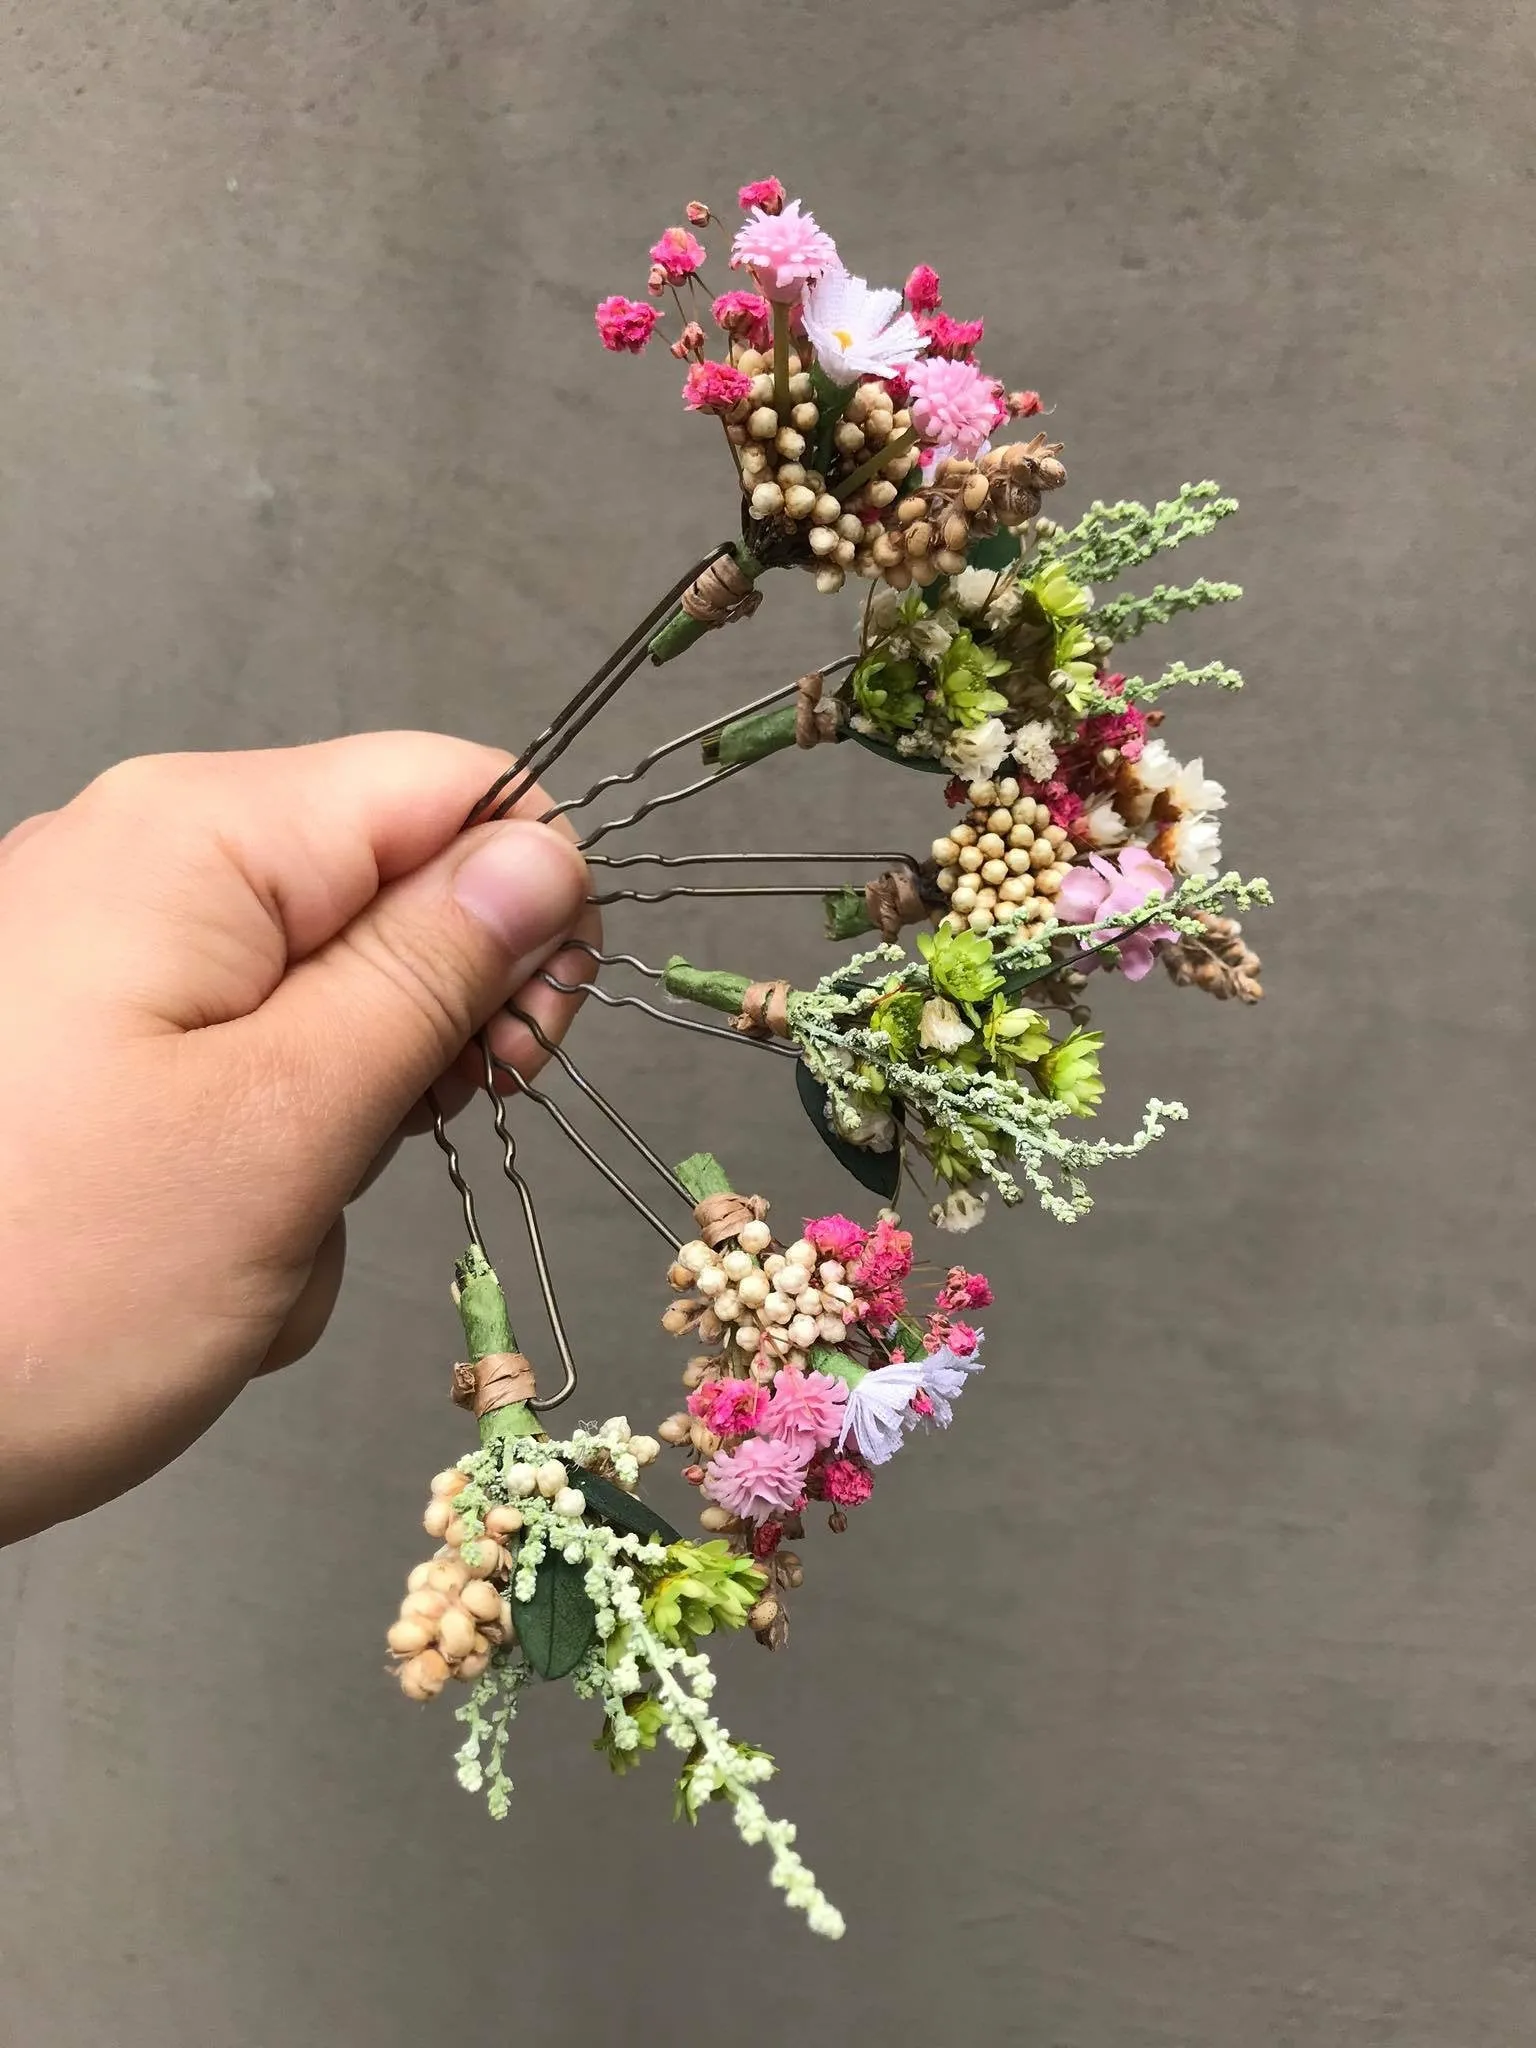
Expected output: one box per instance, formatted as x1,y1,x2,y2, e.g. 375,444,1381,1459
2,3,1533,2043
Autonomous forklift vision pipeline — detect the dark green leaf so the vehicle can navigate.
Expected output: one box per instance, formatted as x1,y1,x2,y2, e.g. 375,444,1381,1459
511,1552,597,1680
966,527,1023,574
576,1470,681,1546
794,1063,902,1200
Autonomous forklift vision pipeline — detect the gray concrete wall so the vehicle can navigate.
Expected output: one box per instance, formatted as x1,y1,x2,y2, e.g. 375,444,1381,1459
2,3,1532,2042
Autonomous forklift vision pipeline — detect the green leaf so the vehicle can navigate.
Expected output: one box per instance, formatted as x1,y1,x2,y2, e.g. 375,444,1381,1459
511,1552,598,1680
794,1062,901,1201
844,731,951,774
967,526,1022,574
576,1469,681,1547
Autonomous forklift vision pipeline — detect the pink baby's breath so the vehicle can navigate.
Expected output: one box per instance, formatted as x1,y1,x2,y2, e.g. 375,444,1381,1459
594,295,660,354
649,226,707,283
904,263,943,313
710,289,773,350
804,1214,868,1263
919,311,985,360
683,359,754,414
737,176,786,214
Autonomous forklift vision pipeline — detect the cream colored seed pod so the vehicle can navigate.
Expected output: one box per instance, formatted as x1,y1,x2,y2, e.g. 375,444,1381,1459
737,1219,772,1255
484,1504,525,1539
430,1469,468,1500
403,1588,449,1623
387,1617,434,1657
422,1499,453,1539
535,1460,568,1499
437,1606,478,1662
399,1650,450,1701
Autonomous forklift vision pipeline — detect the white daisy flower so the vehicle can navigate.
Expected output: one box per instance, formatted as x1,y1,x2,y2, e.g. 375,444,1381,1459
1164,813,1223,878
1167,755,1226,816
1009,719,1058,782
1134,736,1181,792
919,997,975,1053
1078,796,1129,848
801,269,928,387
942,717,1011,778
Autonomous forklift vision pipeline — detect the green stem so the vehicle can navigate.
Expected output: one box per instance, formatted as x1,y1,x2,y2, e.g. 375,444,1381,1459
648,540,767,667
772,301,792,424
834,427,918,504
822,885,875,941
674,1151,734,1203
809,363,854,474
701,699,803,767
453,1245,540,1446
662,957,753,1018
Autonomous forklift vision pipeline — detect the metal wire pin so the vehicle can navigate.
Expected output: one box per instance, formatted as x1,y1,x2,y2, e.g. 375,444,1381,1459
476,1036,580,1411
577,761,750,852
504,1001,693,1205
585,847,920,872
539,678,796,824
426,1086,487,1256
538,970,801,1056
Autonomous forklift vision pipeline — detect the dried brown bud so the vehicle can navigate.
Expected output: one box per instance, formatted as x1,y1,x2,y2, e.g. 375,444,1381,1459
943,513,970,553
658,1412,693,1446
749,1596,781,1632
905,520,933,558
685,199,711,225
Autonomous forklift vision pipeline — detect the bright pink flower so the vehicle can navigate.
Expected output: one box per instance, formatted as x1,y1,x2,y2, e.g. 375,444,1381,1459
919,311,985,360
1078,703,1148,763
687,1376,768,1438
751,1520,784,1558
594,295,660,354
1009,388,1044,417
910,1389,935,1418
703,1436,811,1523
937,1266,994,1312
804,1213,868,1263
850,1217,913,1293
819,1455,874,1508
904,263,943,313
731,198,838,302
1023,778,1082,832
683,359,754,414
943,1320,980,1358
737,176,786,215
710,289,773,349
650,226,707,283
1055,846,1177,981
906,357,1006,459
761,1366,848,1452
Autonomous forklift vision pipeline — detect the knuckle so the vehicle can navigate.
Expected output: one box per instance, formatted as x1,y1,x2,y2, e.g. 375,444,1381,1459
339,918,478,1059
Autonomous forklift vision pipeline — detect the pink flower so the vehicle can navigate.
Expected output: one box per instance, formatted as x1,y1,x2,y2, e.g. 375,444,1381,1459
737,176,786,215
850,1217,913,1294
1023,778,1082,833
910,1390,935,1418
683,359,754,414
1009,388,1044,417
751,1520,784,1558
761,1367,848,1453
904,263,943,313
649,226,707,283
906,357,1006,459
918,311,985,360
711,289,773,350
1077,698,1147,763
818,1455,874,1508
943,1320,980,1358
687,1376,768,1438
594,295,660,354
703,1436,811,1523
685,199,712,226
804,1213,868,1263
937,1266,994,1312
1055,846,1178,981
731,198,838,302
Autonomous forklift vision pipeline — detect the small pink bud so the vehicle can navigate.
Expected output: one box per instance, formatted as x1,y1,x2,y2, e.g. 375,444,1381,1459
685,199,711,226
647,264,668,296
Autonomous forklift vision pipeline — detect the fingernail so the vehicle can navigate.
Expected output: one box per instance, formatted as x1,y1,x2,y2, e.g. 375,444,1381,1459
452,822,584,952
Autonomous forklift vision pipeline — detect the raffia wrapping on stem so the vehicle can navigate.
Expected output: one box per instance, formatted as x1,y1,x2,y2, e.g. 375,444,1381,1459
793,671,839,749
863,868,929,939
693,1190,770,1247
452,1351,539,1417
678,552,764,629
733,978,794,1038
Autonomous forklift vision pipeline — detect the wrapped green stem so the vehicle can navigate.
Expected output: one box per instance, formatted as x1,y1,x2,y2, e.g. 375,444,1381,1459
822,884,876,941
702,699,802,767
674,1151,735,1203
663,958,753,1018
454,1245,540,1446
648,541,767,666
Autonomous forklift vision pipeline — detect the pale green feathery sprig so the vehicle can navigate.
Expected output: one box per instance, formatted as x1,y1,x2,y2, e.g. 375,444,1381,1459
1046,481,1239,585
442,1427,844,1939
1090,577,1243,647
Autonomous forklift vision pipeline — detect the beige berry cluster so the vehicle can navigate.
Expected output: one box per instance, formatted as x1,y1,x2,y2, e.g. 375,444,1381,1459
727,352,918,596
388,1467,521,1701
932,775,1079,934
865,442,1067,594
660,1218,858,1384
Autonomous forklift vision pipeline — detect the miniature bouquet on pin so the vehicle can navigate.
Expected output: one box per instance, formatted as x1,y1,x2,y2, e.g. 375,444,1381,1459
379,174,1271,1938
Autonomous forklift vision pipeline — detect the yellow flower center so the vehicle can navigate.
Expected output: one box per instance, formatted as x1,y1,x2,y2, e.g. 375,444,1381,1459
833,328,854,351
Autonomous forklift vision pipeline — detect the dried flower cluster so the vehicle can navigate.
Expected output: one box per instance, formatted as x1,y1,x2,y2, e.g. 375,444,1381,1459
654,1185,990,1645
931,780,1080,934
595,180,1063,594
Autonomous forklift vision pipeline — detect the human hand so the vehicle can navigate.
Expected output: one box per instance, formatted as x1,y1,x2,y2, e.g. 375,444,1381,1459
0,735,594,1543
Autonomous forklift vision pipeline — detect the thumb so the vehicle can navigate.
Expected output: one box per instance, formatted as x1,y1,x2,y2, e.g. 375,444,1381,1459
234,818,589,1185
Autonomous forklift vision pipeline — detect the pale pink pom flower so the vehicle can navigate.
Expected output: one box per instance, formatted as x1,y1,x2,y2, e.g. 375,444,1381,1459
703,1437,812,1522
906,357,1007,459
731,199,838,302
761,1367,848,1453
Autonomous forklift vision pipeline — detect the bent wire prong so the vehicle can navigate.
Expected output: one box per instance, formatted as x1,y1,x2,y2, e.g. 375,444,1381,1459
540,678,797,824
465,543,732,830
504,999,693,1205
427,1086,487,1256
585,847,921,872
485,1045,683,1251
476,1034,580,1411
538,969,802,1057
577,762,749,851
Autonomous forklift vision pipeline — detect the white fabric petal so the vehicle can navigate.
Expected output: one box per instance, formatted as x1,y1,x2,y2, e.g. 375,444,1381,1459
914,1337,986,1430
838,1359,926,1466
